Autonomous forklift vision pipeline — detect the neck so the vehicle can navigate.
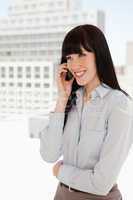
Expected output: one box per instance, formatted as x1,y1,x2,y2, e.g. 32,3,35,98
84,78,101,98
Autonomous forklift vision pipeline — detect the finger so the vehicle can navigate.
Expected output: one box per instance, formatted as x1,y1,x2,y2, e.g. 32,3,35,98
61,63,67,67
58,63,68,71
58,70,68,78
59,69,67,74
58,68,68,74
58,160,63,165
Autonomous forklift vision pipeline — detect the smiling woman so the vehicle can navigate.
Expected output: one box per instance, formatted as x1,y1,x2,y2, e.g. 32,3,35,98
39,24,133,200
65,46,100,98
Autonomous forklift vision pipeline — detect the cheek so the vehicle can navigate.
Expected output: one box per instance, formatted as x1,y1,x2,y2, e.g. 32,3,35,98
87,64,97,76
85,56,96,67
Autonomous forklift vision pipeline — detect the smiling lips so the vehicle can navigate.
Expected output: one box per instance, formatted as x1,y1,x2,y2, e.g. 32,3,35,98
74,70,86,78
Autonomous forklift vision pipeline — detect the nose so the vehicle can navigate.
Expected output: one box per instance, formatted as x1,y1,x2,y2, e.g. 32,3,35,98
68,57,82,71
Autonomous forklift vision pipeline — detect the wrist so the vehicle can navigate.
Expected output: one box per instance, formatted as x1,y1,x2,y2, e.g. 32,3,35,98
56,164,63,177
54,98,68,112
57,90,70,99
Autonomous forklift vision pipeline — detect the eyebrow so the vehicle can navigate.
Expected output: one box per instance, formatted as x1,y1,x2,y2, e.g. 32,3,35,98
66,51,85,57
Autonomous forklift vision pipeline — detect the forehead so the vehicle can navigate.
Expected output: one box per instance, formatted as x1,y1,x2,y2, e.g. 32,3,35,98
66,47,87,56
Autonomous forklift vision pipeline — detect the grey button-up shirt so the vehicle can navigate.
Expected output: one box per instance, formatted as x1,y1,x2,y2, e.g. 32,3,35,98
39,82,133,195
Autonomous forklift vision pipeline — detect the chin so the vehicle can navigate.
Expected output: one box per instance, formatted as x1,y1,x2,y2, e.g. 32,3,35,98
76,79,88,86
78,83,85,86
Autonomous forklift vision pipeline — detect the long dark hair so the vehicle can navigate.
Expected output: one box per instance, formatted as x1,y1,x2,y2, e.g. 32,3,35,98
60,24,131,130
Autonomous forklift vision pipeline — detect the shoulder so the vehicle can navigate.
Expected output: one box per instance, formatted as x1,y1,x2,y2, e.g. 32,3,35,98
108,89,133,116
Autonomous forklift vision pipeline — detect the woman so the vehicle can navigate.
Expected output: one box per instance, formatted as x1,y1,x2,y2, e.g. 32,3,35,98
39,24,133,200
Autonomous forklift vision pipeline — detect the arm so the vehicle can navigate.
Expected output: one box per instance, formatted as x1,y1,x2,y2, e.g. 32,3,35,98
39,97,67,163
57,96,133,195
39,60,74,163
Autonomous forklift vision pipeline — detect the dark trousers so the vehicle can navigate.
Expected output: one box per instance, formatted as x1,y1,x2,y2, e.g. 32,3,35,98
54,182,122,200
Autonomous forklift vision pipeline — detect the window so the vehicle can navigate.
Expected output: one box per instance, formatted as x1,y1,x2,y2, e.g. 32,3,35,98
18,106,22,109
18,99,22,103
11,19,16,24
26,74,31,78
1,73,5,78
45,17,50,22
6,51,11,56
26,67,31,72
31,4,36,9
9,74,14,78
43,100,49,104
35,74,40,78
18,67,23,72
43,83,50,88
9,99,14,102
25,91,32,95
1,82,6,87
44,67,49,72
8,6,12,11
18,74,22,78
9,82,14,87
34,92,40,96
18,82,23,87
26,83,31,87
24,4,29,9
34,67,40,72
18,91,22,95
34,100,40,103
44,74,49,78
9,67,14,71
9,91,14,95
43,92,49,96
35,83,40,88
1,67,5,72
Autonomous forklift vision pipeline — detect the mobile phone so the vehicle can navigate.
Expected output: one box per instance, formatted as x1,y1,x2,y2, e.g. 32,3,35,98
65,69,73,81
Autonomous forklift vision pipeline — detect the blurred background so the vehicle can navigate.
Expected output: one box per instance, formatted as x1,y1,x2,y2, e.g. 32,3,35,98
0,0,133,199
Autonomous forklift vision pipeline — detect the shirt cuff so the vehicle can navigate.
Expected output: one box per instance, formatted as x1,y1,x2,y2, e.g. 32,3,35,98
56,164,73,185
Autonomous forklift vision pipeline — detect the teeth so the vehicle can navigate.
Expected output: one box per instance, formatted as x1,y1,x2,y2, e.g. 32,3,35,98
75,71,86,77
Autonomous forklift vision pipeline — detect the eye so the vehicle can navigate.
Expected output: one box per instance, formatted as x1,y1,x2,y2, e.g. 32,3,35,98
79,53,86,57
66,56,71,60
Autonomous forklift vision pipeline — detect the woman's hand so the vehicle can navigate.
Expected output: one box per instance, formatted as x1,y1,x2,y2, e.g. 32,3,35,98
52,160,63,177
56,63,74,100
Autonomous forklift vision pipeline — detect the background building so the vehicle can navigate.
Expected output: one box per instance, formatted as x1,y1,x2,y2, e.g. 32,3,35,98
122,41,133,97
0,62,54,117
126,42,133,67
116,41,133,98
0,0,105,117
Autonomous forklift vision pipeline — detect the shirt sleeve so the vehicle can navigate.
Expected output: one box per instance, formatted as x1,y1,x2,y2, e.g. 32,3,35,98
56,95,133,195
39,111,65,163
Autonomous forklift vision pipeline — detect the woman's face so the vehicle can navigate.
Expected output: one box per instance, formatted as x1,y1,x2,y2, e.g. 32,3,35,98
66,47,100,86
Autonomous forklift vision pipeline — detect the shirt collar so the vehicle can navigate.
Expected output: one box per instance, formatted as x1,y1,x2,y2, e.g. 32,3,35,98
94,82,112,98
76,82,112,101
